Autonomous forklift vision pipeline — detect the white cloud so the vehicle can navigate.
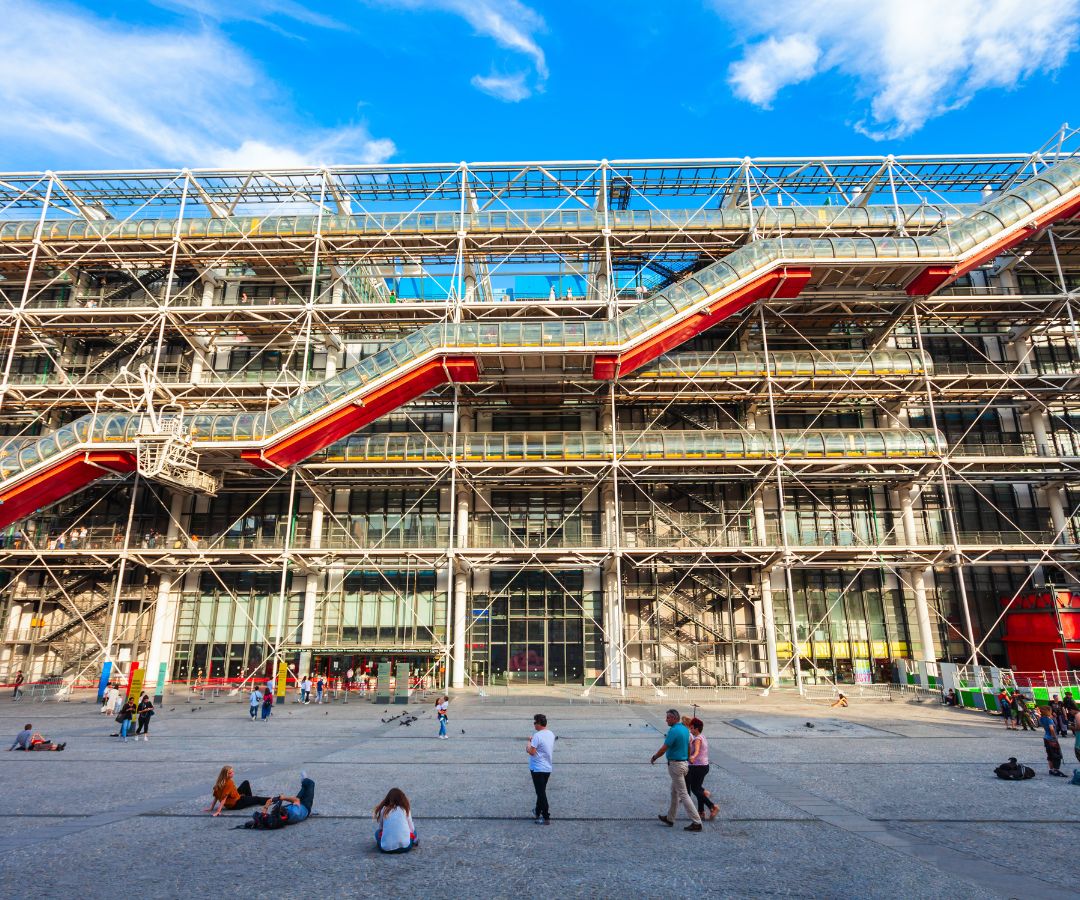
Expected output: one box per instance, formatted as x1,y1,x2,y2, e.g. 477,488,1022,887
470,71,532,102
384,0,548,98
0,0,395,170
716,0,1080,138
728,35,820,108
152,0,346,31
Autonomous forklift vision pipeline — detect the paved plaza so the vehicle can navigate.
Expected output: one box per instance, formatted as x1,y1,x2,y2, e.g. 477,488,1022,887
1,687,1077,898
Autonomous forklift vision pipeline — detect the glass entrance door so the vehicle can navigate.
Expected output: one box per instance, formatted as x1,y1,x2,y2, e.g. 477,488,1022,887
509,619,546,683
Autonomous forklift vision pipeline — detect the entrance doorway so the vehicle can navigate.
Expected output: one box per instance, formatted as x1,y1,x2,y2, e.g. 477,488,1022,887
308,652,443,690
468,570,600,685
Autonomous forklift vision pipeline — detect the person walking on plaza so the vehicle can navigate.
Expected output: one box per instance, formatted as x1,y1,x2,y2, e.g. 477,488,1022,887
249,686,262,721
12,669,23,701
374,788,418,852
1038,706,1067,777
261,687,274,722
526,713,555,824
315,676,324,704
436,695,449,739
686,717,718,821
650,708,702,831
135,693,154,741
1073,710,1080,764
205,766,270,815
300,676,311,704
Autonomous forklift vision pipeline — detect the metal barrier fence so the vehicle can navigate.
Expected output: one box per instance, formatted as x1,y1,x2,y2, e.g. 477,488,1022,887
800,682,941,703
472,684,755,705
12,681,69,702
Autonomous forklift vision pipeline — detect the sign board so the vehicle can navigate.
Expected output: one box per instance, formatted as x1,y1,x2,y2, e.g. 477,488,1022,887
375,661,392,703
126,665,146,703
154,662,168,703
97,661,113,703
853,659,872,684
395,662,410,704
275,660,288,705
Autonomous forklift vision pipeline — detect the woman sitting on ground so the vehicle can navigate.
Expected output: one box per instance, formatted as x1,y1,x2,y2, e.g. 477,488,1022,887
205,765,271,815
374,788,418,853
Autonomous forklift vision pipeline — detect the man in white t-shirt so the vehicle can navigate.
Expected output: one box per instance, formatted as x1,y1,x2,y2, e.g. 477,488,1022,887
526,713,555,824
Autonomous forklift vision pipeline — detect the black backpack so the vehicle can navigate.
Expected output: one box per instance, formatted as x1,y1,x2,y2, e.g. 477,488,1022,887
245,800,290,829
994,758,1035,780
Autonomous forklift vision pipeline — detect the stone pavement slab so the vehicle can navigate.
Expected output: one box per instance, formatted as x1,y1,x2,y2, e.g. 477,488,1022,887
0,689,1076,898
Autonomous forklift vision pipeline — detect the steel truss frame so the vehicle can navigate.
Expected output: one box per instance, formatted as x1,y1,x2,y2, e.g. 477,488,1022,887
3,129,1080,688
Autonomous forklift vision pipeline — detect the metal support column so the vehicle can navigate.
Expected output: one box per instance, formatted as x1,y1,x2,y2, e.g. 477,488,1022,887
895,484,937,662
451,409,473,688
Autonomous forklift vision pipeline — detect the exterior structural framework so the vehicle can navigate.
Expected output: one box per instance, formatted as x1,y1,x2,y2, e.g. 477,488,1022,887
2,138,1080,691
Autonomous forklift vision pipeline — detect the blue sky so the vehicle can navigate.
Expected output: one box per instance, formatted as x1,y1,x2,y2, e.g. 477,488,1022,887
1,0,1078,171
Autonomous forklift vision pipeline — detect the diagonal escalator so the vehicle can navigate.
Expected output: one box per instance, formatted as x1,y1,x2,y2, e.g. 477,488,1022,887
0,156,1077,528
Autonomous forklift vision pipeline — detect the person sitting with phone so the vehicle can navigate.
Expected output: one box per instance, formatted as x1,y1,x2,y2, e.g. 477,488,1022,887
246,774,315,828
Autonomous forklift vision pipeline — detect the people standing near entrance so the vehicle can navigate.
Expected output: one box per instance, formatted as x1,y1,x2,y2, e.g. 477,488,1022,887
526,713,554,824
1052,695,1071,736
998,690,1015,730
1038,706,1067,777
261,687,274,722
249,686,262,721
1064,692,1079,727
300,676,311,705
116,696,136,743
686,718,718,821
12,669,23,701
315,677,325,704
1013,693,1033,730
650,708,702,831
135,693,154,741
436,695,449,739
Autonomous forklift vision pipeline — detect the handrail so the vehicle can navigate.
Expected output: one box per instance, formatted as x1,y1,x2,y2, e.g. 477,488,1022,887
0,203,966,244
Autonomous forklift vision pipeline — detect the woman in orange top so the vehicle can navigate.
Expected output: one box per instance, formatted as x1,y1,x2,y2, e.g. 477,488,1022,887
205,766,271,816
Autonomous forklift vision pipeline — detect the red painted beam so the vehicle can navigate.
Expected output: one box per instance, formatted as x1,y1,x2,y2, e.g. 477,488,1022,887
244,356,480,469
593,267,812,380
0,450,136,529
905,266,953,297
592,356,619,380
907,189,1080,296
